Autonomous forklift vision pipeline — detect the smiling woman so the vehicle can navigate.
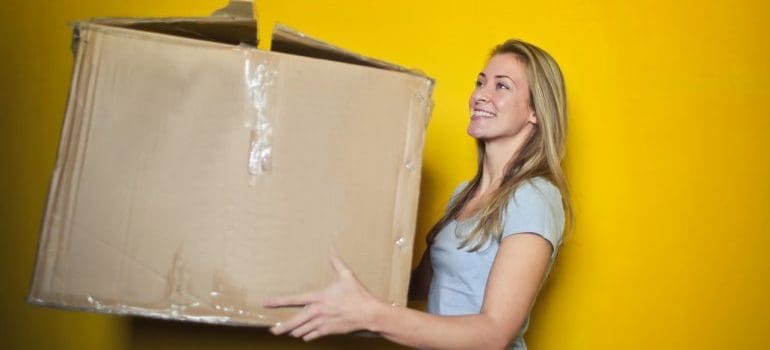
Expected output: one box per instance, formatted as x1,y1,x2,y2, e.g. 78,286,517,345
264,39,570,350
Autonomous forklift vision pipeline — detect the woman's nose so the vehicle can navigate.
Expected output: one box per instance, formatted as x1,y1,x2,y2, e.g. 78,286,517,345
472,88,489,104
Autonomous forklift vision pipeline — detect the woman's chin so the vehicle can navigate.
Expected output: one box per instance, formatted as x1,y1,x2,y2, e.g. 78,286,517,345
467,126,487,140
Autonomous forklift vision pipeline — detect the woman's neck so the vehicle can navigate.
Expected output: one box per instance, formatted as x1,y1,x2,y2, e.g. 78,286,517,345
478,127,534,194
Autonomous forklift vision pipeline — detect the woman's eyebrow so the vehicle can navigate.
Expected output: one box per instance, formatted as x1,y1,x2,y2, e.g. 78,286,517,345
495,75,517,86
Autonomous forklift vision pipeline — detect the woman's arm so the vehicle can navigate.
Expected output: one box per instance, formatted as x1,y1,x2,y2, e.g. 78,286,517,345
264,233,552,350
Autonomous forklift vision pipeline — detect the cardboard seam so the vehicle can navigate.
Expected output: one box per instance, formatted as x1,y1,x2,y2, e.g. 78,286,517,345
48,28,95,301
387,80,421,306
57,27,104,301
28,26,88,302
392,79,432,307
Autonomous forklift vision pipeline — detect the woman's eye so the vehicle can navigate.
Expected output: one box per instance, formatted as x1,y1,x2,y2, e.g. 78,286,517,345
496,82,510,90
475,80,484,87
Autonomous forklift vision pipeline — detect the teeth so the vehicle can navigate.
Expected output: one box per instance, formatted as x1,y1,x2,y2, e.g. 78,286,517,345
472,110,495,118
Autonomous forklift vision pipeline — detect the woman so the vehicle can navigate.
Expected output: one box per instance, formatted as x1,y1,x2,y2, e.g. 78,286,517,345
264,39,570,350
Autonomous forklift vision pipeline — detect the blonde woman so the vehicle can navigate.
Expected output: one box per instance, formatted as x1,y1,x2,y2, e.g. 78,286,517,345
265,39,571,350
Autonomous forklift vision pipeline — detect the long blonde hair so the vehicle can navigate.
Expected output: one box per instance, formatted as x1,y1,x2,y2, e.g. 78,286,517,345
428,39,572,251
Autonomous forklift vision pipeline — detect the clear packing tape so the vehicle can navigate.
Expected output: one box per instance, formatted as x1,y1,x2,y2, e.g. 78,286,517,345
30,293,280,327
242,48,277,183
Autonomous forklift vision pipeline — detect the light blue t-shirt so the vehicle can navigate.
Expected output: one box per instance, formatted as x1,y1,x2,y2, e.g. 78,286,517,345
427,177,565,350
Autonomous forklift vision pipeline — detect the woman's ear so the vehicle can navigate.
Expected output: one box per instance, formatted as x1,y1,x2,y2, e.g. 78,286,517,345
528,111,538,125
527,99,537,124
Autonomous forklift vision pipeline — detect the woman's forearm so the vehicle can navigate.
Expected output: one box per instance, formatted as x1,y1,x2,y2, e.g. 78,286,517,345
265,245,540,348
366,301,516,350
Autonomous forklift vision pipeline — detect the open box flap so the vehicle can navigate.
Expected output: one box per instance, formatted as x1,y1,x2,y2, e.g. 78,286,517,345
271,24,433,82
81,1,257,46
211,0,254,19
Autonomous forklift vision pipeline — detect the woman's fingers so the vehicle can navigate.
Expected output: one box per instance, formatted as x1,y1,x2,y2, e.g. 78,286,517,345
269,306,319,335
302,329,325,342
289,317,324,339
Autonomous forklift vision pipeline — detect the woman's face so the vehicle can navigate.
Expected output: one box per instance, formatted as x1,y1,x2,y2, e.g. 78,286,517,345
467,53,536,142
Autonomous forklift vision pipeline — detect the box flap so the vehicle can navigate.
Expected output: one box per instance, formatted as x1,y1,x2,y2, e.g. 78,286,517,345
271,24,432,81
83,1,257,46
211,0,254,19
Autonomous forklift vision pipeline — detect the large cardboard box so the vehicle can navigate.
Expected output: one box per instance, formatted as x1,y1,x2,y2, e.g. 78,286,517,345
29,0,433,326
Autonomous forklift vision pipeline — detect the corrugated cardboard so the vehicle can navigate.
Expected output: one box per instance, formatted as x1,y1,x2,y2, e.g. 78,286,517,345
28,0,433,326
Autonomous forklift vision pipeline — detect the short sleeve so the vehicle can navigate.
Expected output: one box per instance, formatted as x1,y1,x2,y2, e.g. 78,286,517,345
502,178,565,254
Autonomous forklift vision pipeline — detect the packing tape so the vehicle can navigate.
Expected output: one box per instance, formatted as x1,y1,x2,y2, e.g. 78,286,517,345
242,48,278,182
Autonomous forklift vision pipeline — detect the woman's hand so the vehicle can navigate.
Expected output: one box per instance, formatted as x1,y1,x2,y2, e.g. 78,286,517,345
263,256,385,341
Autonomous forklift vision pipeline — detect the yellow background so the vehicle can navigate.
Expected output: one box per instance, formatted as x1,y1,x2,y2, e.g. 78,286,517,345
2,0,768,349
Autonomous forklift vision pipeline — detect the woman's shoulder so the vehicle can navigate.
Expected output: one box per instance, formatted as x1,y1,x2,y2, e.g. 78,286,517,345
515,177,561,199
506,177,564,225
502,177,565,249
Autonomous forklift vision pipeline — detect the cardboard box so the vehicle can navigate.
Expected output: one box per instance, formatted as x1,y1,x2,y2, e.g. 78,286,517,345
29,0,433,326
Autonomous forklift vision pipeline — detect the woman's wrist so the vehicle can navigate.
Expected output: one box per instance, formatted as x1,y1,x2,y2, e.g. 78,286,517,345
362,297,391,333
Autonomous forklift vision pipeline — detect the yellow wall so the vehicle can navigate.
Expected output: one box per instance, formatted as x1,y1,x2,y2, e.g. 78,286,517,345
2,0,768,349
